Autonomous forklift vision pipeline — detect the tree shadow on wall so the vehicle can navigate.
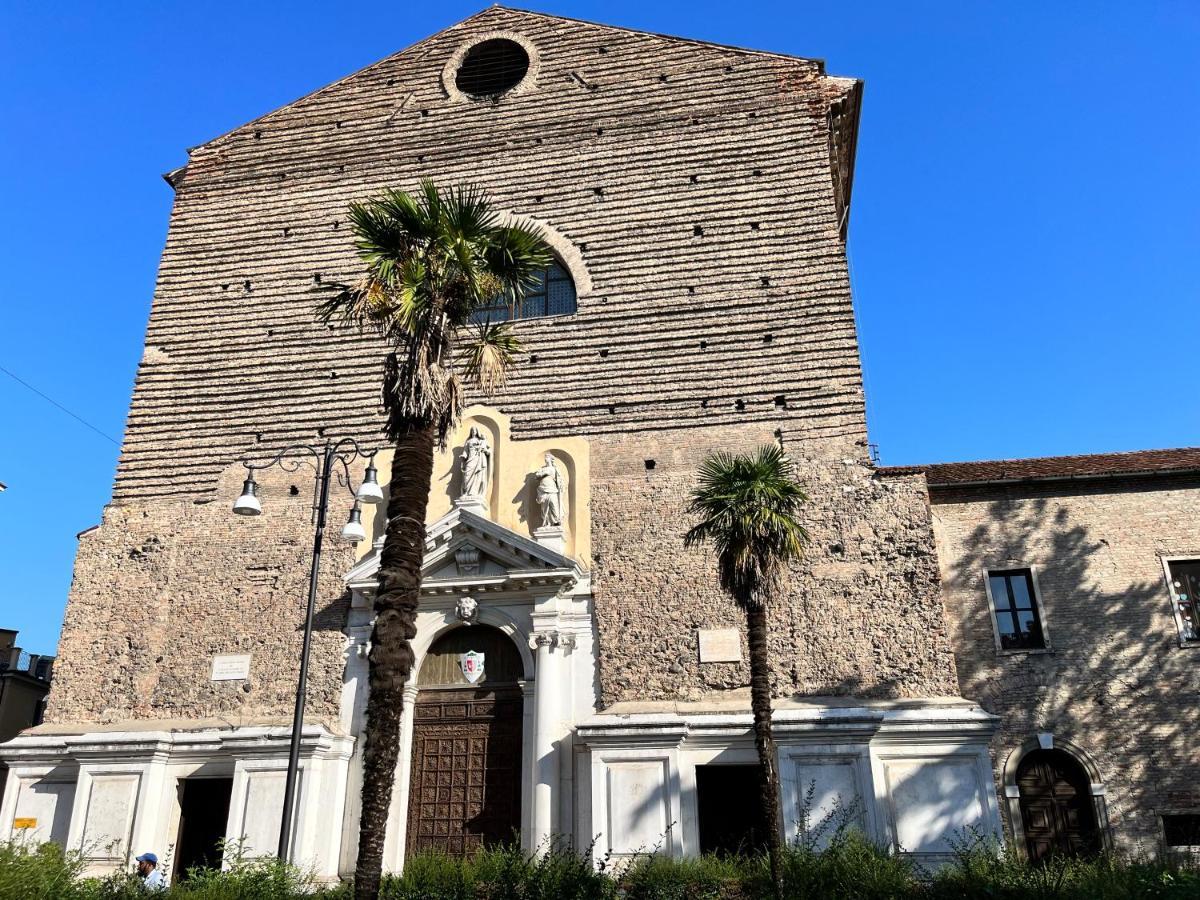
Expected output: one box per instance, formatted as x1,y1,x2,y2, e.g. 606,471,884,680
943,487,1200,851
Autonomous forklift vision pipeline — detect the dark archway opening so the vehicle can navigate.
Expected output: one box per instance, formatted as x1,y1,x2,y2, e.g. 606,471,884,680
696,764,768,856
1016,749,1101,861
173,777,233,880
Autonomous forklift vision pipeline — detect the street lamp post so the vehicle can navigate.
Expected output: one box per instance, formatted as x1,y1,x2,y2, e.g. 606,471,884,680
231,438,383,861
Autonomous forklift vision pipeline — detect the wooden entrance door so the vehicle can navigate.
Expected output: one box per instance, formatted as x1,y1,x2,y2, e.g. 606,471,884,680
1016,749,1101,861
406,625,526,857
406,687,523,855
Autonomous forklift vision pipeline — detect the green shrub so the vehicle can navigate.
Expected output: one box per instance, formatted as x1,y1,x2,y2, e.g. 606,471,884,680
929,839,1200,900
621,852,751,899
3,834,1200,900
167,852,331,899
0,839,90,899
774,831,919,900
381,842,614,900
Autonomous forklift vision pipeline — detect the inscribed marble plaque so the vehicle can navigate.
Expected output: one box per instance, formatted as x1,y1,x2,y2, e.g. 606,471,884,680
697,628,742,663
211,654,252,681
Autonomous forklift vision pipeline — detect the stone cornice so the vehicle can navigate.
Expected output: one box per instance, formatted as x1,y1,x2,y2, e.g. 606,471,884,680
0,724,354,767
576,703,999,750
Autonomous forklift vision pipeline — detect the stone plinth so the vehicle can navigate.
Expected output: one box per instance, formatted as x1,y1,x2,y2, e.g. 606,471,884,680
454,496,488,515
533,526,566,554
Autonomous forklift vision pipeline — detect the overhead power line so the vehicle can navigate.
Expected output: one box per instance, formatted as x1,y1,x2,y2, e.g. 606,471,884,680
0,364,120,446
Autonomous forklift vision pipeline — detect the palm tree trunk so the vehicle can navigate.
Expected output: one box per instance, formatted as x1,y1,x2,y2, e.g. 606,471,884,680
746,602,784,899
353,420,436,900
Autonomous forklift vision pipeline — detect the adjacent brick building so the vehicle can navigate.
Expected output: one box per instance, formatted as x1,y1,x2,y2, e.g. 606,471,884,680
885,450,1200,857
1,5,1190,881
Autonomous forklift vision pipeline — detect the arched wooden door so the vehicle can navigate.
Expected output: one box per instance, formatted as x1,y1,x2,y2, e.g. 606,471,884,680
406,626,524,857
1016,749,1101,861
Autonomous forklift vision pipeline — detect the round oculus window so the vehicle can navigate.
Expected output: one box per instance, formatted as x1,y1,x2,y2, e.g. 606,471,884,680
455,38,530,99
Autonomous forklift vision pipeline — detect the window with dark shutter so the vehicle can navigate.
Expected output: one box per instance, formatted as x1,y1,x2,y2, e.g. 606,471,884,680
1163,813,1200,848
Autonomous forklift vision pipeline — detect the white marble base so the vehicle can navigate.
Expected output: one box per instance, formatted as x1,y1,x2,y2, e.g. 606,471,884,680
453,496,489,514
0,724,353,880
575,701,1004,866
533,526,566,553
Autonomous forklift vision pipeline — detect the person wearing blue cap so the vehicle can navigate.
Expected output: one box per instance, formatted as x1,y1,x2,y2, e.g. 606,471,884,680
135,852,165,890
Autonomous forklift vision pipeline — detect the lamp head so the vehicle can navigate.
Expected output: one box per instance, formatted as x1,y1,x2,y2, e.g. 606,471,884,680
355,457,384,505
233,473,262,516
340,502,367,543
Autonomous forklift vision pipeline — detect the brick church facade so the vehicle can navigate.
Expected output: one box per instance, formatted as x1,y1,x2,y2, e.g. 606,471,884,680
1,7,1196,880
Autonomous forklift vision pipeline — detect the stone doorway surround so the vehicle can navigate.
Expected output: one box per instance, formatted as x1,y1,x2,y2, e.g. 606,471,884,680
336,504,593,876
1001,735,1111,859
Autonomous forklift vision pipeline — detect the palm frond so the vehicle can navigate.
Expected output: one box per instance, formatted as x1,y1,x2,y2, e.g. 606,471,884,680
685,445,808,607
485,223,554,299
458,322,524,396
321,182,552,443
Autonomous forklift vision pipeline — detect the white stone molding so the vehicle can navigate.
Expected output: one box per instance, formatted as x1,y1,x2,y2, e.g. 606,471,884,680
533,526,566,554
781,746,878,848
440,30,542,104
0,724,352,879
527,630,577,652
587,747,683,865
576,702,1002,866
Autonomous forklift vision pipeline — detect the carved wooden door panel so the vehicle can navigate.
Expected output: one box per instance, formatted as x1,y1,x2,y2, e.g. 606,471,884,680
1017,750,1101,862
406,687,523,856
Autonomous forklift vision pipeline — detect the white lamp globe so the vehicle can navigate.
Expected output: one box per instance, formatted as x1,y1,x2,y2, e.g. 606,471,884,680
340,503,367,543
233,476,262,516
356,460,384,504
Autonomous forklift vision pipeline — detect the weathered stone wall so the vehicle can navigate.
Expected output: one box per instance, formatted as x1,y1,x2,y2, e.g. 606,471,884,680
930,474,1200,850
47,9,959,726
117,6,865,502
591,428,958,704
48,463,355,726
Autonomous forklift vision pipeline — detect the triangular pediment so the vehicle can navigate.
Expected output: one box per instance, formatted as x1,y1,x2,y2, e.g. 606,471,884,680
344,506,579,596
186,6,833,160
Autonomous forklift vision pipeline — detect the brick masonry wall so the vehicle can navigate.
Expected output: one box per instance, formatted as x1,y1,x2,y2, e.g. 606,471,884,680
930,474,1200,850
117,7,866,502
47,9,960,725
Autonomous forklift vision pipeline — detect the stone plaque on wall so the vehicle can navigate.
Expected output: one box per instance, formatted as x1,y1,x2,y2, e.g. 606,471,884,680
211,653,251,681
697,628,742,663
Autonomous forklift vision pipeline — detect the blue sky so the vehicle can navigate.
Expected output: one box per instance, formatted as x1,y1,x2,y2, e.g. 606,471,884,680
1,1,1197,655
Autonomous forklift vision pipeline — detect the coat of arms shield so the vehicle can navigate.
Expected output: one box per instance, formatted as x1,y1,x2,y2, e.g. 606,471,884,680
459,650,485,684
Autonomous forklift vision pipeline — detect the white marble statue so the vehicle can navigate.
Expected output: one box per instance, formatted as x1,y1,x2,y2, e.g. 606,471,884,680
534,453,566,529
459,426,491,501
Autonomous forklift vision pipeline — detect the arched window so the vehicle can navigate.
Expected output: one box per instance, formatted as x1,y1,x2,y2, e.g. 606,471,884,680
471,260,577,323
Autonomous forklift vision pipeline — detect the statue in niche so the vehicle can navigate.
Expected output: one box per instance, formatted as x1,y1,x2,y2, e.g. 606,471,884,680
459,426,491,501
534,452,567,529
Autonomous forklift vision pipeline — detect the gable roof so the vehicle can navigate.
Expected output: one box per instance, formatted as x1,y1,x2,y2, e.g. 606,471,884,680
182,5,845,158
880,447,1200,487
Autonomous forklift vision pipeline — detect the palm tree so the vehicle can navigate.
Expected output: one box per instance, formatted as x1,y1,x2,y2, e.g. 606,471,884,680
684,445,808,898
317,181,551,899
